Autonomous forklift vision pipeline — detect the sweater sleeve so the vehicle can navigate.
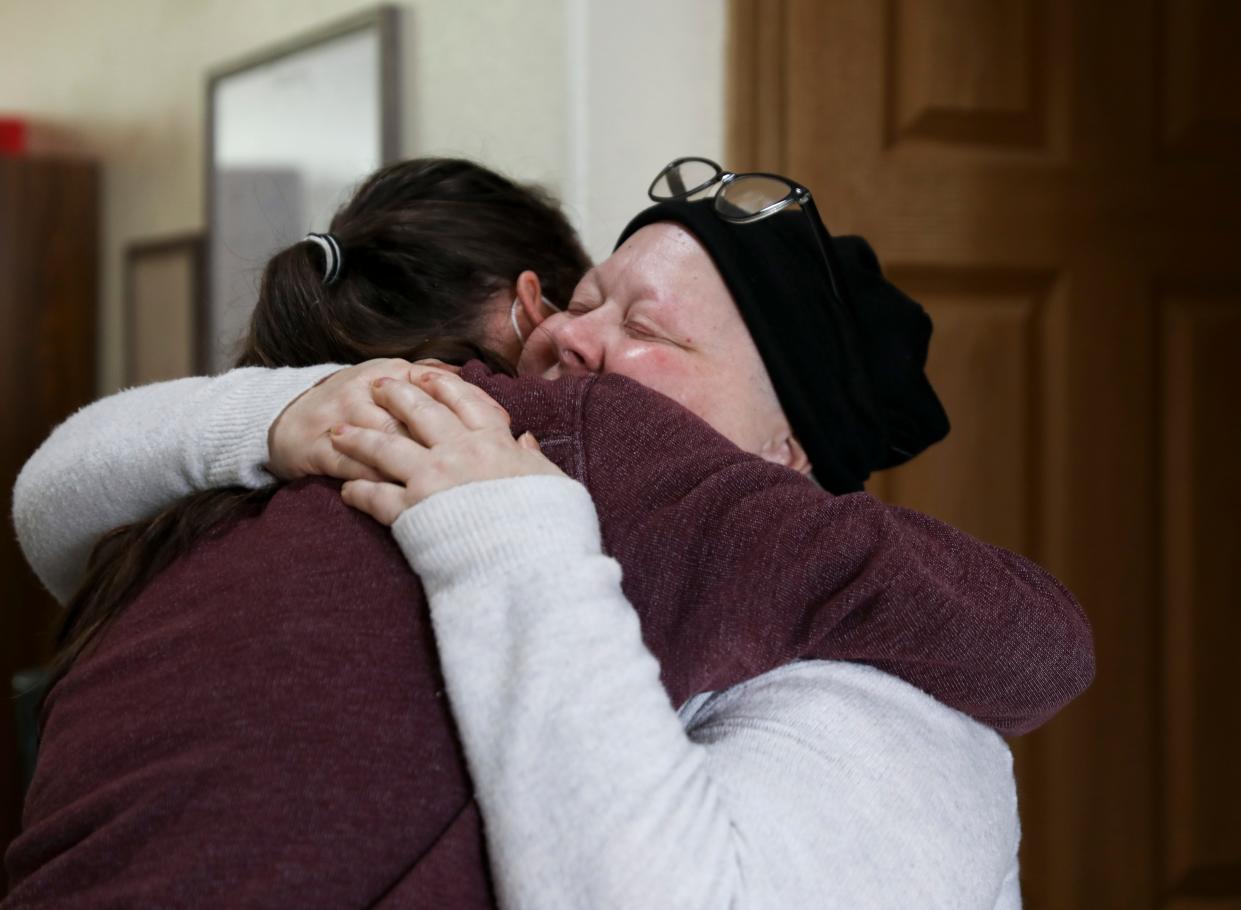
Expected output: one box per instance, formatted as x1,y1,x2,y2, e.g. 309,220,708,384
575,374,1094,736
393,475,1022,910
11,365,341,603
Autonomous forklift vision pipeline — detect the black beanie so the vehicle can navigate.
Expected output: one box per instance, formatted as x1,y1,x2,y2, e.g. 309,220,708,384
615,199,949,494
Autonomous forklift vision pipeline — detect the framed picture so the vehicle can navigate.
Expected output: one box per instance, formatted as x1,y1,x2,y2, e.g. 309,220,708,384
124,233,206,385
205,6,400,372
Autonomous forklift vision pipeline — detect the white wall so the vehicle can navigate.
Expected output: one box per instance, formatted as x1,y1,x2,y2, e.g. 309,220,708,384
0,0,724,391
564,0,727,261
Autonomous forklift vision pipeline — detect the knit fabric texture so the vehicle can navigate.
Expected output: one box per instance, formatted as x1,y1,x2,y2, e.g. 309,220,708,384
392,475,1023,909
5,364,1089,907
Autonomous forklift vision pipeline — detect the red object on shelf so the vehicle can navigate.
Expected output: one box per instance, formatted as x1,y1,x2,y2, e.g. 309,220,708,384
0,118,29,154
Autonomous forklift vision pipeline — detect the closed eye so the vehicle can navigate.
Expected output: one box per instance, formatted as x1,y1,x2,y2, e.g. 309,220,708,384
624,319,678,345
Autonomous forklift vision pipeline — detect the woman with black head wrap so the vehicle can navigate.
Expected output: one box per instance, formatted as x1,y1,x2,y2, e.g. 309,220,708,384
612,193,950,494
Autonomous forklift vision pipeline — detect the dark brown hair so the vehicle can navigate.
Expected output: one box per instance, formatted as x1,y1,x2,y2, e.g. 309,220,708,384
240,156,589,370
48,157,590,695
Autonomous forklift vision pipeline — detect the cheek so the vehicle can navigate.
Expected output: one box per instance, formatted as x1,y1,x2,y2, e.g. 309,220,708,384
607,344,751,444
608,344,705,408
640,347,780,452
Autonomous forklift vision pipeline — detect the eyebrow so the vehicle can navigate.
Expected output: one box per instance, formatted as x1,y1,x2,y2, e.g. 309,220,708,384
633,284,662,305
577,268,661,310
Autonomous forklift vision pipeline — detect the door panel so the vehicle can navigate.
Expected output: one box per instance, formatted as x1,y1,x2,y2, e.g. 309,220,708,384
1161,293,1241,906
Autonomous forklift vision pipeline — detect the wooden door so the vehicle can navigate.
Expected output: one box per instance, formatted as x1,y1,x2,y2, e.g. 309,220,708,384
729,1,1241,906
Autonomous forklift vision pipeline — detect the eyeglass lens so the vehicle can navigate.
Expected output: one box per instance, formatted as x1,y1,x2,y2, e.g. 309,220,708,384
716,175,797,219
650,159,722,200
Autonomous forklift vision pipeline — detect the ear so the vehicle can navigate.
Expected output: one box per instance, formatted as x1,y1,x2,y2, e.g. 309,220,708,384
759,434,812,474
514,270,549,331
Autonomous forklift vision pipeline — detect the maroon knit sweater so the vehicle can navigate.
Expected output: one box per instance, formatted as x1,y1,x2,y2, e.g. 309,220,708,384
4,366,1093,908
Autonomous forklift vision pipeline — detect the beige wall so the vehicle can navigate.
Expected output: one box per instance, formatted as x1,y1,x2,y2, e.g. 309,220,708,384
0,0,723,393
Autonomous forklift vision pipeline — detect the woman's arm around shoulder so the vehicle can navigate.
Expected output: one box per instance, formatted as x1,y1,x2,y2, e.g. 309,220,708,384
13,365,338,602
11,358,462,603
576,373,1094,736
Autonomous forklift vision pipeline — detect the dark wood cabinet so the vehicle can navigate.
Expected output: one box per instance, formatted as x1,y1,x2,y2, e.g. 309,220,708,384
0,155,98,863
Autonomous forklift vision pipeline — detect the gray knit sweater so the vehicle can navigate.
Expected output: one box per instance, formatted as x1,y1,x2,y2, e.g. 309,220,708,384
398,476,1022,908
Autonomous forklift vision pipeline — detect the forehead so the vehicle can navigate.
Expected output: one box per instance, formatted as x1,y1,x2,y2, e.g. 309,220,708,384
615,222,708,269
594,223,726,298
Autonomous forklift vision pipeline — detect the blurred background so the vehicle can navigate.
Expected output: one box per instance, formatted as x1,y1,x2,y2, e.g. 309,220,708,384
2,1,1238,906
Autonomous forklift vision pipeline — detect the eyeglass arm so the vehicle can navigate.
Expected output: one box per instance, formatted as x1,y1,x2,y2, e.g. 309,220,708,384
798,193,845,307
665,169,688,197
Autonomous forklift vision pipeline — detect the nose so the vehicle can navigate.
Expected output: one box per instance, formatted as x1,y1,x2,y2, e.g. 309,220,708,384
550,313,606,376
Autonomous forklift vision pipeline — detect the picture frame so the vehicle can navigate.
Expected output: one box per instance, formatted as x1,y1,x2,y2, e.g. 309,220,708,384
205,6,400,373
124,233,206,385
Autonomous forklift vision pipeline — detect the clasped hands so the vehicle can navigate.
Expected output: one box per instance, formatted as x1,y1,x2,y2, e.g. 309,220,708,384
267,359,564,525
